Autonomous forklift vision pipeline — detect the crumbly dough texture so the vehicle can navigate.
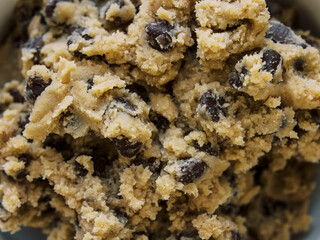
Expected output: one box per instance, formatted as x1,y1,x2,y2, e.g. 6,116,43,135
0,0,320,240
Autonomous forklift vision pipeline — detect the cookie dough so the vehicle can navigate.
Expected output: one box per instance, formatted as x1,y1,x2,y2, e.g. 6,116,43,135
0,0,319,240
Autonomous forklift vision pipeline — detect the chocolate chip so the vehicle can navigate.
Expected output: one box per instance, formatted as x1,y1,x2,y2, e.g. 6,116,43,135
87,78,94,90
297,43,308,49
301,35,319,48
41,206,55,215
16,154,32,181
198,90,227,122
175,158,208,184
45,0,71,19
107,0,125,9
126,83,149,102
16,169,28,181
74,161,88,177
310,109,320,125
71,50,88,59
114,210,128,224
253,156,270,184
265,21,294,44
92,156,107,178
294,58,305,72
261,49,282,75
25,76,50,103
104,0,128,26
241,66,248,76
112,136,142,158
23,35,44,64
163,80,174,96
217,203,238,215
115,0,125,8
263,198,289,216
75,27,92,41
114,98,136,111
18,113,30,133
178,230,201,240
229,69,245,89
9,89,25,103
20,154,32,168
132,157,161,174
43,134,74,160
193,141,220,156
232,231,242,240
228,70,240,89
67,27,92,47
64,24,81,35
149,111,170,133
145,20,174,52
39,195,52,203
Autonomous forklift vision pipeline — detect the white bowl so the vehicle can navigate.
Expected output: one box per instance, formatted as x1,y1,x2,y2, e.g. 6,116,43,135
0,0,319,239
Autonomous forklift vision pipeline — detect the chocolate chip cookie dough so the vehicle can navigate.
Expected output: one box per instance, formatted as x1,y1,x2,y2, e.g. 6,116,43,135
0,0,320,240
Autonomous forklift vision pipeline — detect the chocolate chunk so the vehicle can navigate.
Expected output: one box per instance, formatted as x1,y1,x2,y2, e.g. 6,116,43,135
74,161,88,177
232,231,242,240
126,83,149,102
145,20,174,52
112,136,142,158
198,90,227,122
294,58,305,72
87,79,94,90
114,98,136,111
149,111,170,133
265,21,294,44
310,109,320,125
261,49,282,75
175,158,208,184
92,156,107,178
25,76,50,103
23,35,44,64
193,141,220,156
9,89,25,103
45,0,71,18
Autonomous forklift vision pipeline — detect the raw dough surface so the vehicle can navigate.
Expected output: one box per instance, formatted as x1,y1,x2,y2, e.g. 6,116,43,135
0,0,320,240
